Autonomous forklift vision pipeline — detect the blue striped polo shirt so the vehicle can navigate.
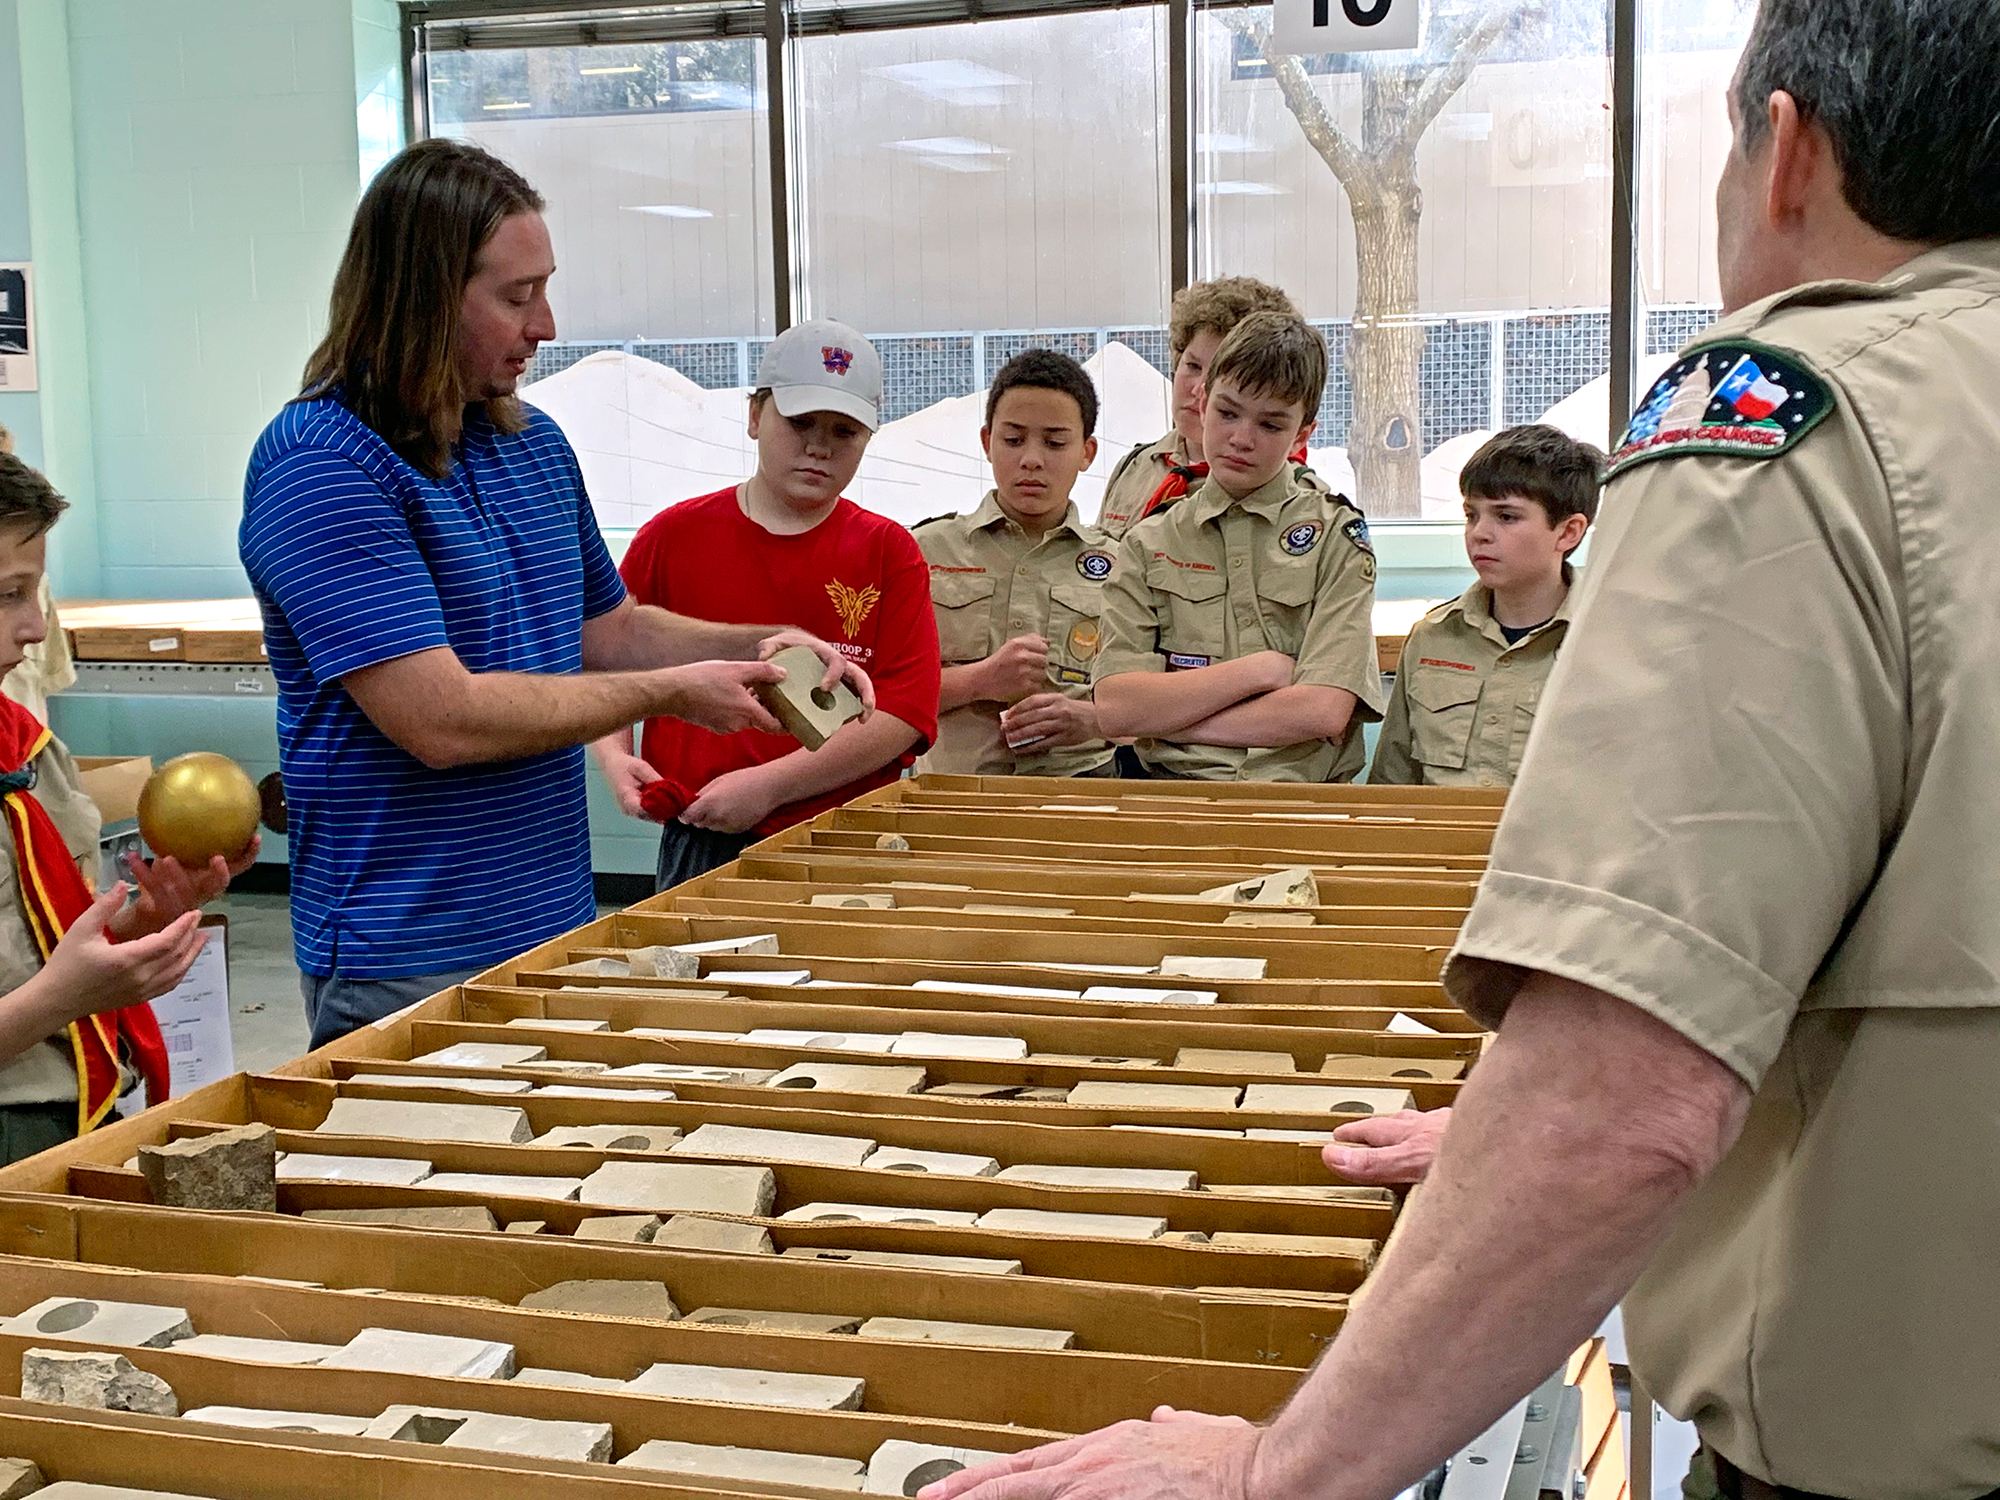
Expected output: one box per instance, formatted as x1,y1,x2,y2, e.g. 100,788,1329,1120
239,394,627,980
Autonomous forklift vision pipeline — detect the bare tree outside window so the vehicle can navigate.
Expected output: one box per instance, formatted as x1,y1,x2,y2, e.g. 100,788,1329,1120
1223,1,1605,516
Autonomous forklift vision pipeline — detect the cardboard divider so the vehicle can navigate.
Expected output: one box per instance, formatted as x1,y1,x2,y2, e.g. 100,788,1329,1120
883,787,1504,823
159,1117,1393,1231
888,773,1506,809
0,1255,1298,1431
313,1062,1440,1141
829,806,1496,859
0,1330,1047,1457
506,966,1459,1025
251,1075,1378,1186
726,848,1483,899
660,895,1456,949
805,826,1492,872
704,870,1473,927
0,1196,1349,1369
0,1403,901,1500
588,910,1457,985
61,1159,1378,1295
411,999,1473,1095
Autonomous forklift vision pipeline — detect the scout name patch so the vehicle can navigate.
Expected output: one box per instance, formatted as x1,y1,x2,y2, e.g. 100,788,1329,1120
1076,550,1114,581
1280,522,1323,556
1610,342,1834,478
1167,652,1211,671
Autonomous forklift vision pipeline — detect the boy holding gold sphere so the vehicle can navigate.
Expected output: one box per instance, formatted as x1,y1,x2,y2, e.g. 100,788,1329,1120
0,455,253,1164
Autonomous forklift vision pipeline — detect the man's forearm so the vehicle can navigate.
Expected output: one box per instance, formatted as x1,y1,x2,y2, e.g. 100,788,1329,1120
755,712,923,808
1249,976,1750,1500
938,662,994,713
1095,657,1282,739
345,648,692,769
1176,685,1356,750
584,601,771,672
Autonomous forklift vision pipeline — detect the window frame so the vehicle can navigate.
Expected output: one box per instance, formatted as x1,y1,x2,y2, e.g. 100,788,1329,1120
401,0,1649,445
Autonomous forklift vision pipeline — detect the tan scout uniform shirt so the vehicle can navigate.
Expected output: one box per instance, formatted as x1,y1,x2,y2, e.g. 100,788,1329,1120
1442,239,2000,1500
1097,431,1191,541
913,494,1116,778
0,736,101,1107
1369,584,1573,787
1096,467,1384,782
1097,430,1339,541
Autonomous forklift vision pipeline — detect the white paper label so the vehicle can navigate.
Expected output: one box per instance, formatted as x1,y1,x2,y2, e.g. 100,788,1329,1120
149,637,177,651
1272,0,1421,56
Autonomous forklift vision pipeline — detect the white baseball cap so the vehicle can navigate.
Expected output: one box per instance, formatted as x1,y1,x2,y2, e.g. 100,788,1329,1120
755,318,884,431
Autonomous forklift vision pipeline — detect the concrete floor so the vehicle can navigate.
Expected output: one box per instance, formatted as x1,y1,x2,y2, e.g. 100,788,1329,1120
213,893,627,1075
213,892,311,1073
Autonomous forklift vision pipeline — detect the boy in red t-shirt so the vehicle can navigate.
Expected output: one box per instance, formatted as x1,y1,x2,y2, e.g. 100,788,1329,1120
595,319,940,889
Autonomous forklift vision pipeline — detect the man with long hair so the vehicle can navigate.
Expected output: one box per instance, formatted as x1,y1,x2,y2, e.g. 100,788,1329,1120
240,138,869,1047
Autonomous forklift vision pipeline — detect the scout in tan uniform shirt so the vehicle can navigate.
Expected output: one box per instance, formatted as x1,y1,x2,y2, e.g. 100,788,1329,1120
1095,313,1384,781
926,7,2000,1500
1371,426,1603,788
1097,277,1306,541
914,346,1115,777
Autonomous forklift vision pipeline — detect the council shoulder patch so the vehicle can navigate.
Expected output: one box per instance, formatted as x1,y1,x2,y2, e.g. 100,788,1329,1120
1076,549,1115,581
1341,515,1372,554
1280,521,1323,557
1609,341,1835,478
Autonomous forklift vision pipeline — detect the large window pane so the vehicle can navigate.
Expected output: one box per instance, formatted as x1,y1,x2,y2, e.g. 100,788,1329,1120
1195,2,1611,518
430,38,775,353
428,36,775,528
1638,0,1754,385
791,10,1171,420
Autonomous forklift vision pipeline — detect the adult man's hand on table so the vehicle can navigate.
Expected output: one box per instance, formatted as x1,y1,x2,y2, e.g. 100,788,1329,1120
922,1408,1260,1500
1322,1108,1452,1187
758,627,876,714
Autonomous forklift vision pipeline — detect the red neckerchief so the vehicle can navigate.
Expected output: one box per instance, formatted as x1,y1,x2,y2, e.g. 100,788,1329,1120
1137,442,1314,524
0,696,169,1131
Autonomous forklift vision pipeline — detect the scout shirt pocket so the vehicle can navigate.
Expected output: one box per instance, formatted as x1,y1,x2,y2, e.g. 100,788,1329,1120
1406,667,1484,772
930,571,998,664
1047,581,1104,687
1144,556,1227,665
1507,679,1543,775
1255,558,1320,658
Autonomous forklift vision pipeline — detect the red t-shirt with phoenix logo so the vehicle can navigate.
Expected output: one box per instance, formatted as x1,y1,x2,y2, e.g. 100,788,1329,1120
620,486,941,836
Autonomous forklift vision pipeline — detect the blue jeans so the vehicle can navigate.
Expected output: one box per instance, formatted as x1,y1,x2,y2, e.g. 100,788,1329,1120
301,966,483,1051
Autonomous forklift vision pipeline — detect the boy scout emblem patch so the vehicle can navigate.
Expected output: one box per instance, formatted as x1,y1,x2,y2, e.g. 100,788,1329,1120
1342,516,1373,553
1610,341,1834,478
1067,619,1101,660
1280,522,1323,556
1076,550,1114,581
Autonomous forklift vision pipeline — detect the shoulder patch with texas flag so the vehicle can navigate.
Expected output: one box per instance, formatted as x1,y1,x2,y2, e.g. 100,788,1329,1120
1609,342,1835,479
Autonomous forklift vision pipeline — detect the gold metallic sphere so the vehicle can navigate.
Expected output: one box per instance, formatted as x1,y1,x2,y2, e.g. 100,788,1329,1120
137,752,260,866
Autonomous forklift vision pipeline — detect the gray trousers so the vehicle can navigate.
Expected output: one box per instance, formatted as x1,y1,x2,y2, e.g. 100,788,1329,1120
302,966,483,1050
